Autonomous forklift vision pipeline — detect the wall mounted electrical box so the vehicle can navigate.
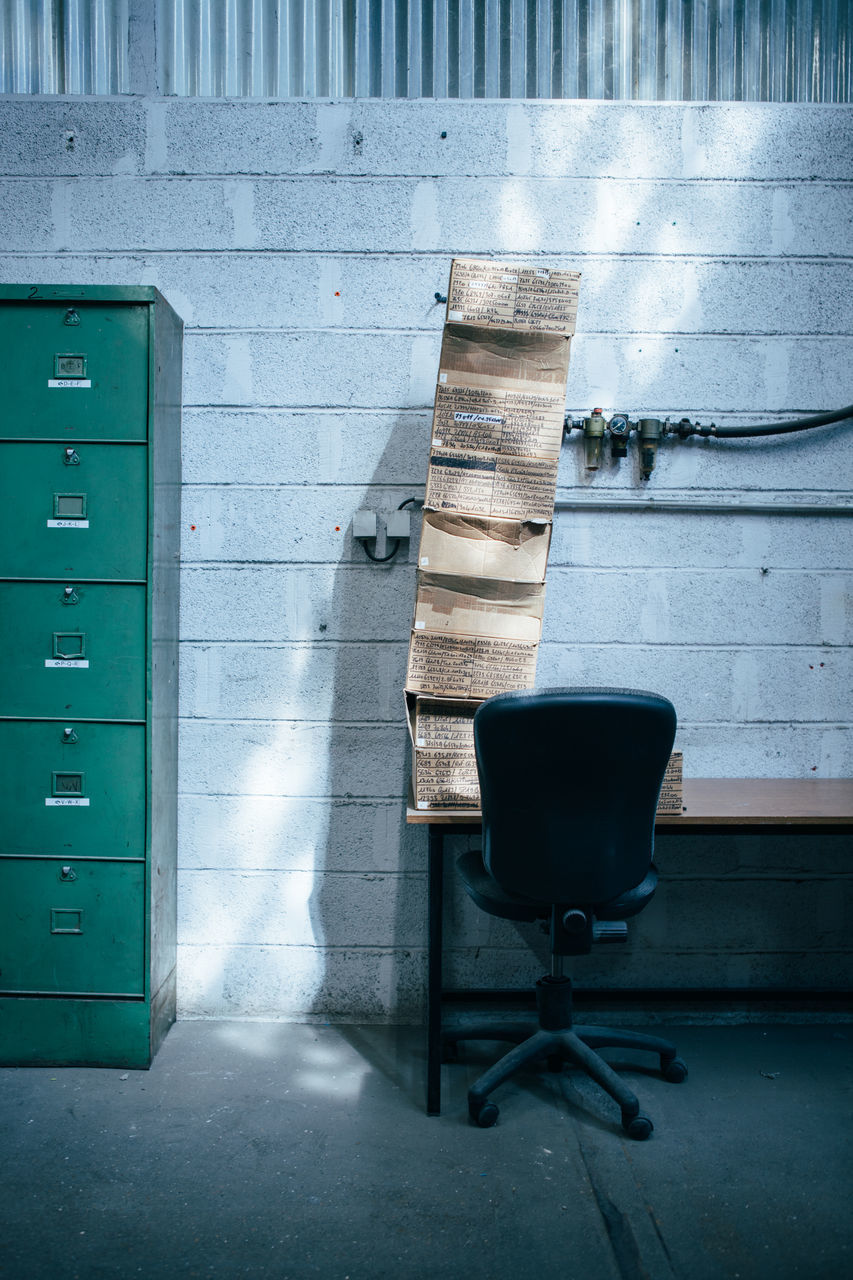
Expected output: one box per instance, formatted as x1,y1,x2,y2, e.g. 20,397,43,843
0,285,182,1068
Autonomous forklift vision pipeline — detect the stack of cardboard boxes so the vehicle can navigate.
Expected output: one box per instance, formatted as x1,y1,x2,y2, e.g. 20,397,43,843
405,257,580,810
405,256,685,817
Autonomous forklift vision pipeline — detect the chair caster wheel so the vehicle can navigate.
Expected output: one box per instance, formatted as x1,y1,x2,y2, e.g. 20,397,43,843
622,1111,654,1140
469,1099,499,1128
662,1056,687,1084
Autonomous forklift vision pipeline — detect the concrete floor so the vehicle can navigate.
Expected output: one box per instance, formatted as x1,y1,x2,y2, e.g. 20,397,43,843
1,1021,851,1279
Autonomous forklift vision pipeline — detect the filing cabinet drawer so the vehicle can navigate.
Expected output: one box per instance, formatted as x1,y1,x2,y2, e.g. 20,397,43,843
0,721,145,858
0,857,145,995
0,581,146,720
0,442,147,579
0,302,149,440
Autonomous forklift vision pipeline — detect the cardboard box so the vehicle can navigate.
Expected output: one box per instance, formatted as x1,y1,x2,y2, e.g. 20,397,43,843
403,256,581,809
406,693,685,815
434,327,570,461
407,576,544,699
446,258,581,334
657,750,684,815
418,512,551,584
431,382,566,460
424,449,559,522
406,695,480,810
412,575,546,643
406,632,539,700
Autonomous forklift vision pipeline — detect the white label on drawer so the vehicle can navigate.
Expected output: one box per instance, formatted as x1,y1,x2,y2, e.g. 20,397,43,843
420,557,429,566
44,659,89,668
448,310,463,320
47,519,89,529
45,797,90,806
48,379,91,388
414,620,426,629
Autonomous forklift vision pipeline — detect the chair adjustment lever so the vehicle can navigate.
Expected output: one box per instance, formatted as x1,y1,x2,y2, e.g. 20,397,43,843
592,921,628,943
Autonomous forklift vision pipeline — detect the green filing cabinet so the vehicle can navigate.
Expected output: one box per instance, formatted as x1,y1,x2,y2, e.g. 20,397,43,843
0,285,182,1067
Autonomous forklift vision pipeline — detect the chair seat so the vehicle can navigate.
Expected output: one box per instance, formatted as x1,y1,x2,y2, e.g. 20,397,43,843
457,849,658,922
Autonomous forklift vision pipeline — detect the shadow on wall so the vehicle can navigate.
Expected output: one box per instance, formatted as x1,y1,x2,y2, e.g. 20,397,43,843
307,410,428,1024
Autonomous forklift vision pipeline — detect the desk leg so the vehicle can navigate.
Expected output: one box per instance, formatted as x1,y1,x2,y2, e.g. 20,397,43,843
427,824,444,1115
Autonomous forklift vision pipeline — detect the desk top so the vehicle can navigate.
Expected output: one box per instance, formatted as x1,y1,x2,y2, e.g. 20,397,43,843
406,778,853,827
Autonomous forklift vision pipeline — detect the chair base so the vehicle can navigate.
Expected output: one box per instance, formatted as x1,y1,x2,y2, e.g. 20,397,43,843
443,976,687,1137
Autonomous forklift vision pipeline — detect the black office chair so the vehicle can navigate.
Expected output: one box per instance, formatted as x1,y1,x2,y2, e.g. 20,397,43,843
446,687,687,1139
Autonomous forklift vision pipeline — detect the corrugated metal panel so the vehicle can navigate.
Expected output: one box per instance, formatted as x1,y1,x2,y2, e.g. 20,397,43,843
2,0,851,100
0,0,129,94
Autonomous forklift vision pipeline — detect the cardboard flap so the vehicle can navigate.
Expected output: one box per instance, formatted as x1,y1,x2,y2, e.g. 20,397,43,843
418,511,551,583
439,326,571,393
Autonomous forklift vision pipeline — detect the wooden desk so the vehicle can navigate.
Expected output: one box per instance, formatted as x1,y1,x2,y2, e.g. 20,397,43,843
408,778,853,828
410,778,853,1115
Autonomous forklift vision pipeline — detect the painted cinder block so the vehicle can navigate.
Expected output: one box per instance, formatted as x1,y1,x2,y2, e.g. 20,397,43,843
537,645,852,726
182,409,432,486
53,177,237,250
5,249,850,338
180,565,416,642
178,719,410,797
547,510,853,571
148,101,853,182
178,869,426,947
182,330,440,408
180,329,850,411
181,484,417,564
177,943,426,1019
653,831,853,878
0,99,147,176
670,724,852,777
154,100,320,176
178,796,423,872
0,181,54,250
542,567,847,645
521,103,853,182
414,177,853,258
441,944,849,994
179,642,408,721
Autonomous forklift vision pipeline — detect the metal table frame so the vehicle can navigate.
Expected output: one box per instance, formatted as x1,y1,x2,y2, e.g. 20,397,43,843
411,778,853,1115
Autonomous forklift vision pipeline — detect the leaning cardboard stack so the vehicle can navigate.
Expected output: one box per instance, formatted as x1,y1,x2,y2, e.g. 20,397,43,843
406,258,580,809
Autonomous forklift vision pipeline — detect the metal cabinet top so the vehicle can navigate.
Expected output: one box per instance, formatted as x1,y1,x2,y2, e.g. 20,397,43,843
0,284,179,316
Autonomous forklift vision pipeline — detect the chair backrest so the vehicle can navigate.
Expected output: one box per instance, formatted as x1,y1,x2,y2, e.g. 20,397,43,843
474,687,677,906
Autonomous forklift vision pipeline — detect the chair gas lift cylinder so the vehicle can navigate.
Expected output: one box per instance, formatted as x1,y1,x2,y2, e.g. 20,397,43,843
0,285,182,1068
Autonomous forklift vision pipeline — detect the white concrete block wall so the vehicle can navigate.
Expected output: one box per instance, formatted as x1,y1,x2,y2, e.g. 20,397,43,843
1,98,851,1019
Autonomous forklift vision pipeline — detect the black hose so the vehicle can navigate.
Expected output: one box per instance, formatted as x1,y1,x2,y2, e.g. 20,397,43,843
710,403,853,438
